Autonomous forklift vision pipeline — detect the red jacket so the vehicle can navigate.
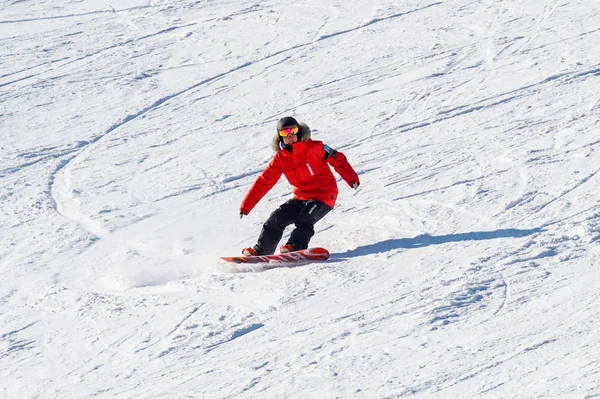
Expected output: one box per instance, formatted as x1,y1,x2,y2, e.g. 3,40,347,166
240,139,359,215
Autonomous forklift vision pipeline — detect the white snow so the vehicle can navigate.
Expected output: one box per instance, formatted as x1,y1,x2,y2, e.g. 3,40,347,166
2,0,600,397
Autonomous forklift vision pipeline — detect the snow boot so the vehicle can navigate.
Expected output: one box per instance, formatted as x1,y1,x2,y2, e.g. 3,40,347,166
242,247,257,256
279,244,295,254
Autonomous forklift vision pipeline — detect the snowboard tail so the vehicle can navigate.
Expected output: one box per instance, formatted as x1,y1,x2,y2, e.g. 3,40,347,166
221,247,329,264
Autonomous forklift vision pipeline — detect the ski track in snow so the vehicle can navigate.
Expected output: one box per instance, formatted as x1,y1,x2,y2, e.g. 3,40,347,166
46,0,447,258
0,5,157,25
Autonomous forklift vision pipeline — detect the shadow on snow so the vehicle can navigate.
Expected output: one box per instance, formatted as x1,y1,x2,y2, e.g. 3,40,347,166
332,228,542,259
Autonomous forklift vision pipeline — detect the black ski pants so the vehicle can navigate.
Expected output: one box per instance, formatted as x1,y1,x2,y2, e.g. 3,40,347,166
254,199,332,255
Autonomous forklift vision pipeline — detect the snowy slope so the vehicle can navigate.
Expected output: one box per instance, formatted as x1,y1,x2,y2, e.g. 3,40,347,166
2,0,600,397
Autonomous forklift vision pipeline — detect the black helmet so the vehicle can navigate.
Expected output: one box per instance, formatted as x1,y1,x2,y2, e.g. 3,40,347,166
272,117,312,152
277,116,304,143
276,116,299,132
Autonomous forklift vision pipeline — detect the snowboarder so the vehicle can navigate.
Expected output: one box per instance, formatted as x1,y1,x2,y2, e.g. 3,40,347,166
239,116,360,256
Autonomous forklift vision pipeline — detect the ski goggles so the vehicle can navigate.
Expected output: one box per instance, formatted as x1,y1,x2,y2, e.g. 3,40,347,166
278,126,299,137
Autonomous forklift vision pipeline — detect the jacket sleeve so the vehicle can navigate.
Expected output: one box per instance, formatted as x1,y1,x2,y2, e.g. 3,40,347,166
324,145,360,187
240,157,282,215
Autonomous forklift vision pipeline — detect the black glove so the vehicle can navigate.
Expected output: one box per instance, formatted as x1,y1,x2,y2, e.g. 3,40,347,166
240,211,245,219
352,181,359,190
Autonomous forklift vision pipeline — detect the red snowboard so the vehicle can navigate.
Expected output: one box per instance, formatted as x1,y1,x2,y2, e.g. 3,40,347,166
221,247,329,264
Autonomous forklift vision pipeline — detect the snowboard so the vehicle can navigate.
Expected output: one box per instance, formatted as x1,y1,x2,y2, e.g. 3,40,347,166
220,247,329,264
